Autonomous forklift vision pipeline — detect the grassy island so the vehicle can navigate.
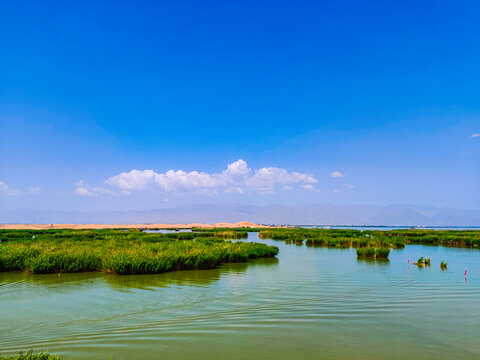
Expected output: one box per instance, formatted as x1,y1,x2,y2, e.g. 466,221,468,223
0,229,278,275
356,247,390,259
259,228,480,248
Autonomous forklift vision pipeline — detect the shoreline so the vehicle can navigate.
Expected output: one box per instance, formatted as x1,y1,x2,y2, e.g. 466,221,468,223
0,221,268,230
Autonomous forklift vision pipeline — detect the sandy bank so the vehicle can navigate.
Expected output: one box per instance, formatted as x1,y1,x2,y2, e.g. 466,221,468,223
0,221,267,230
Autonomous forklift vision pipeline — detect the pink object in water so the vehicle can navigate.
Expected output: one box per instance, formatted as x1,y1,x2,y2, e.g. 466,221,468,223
465,269,467,277
408,259,410,264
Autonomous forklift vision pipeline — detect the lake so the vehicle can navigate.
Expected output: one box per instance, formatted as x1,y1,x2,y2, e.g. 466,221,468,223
1,232,479,359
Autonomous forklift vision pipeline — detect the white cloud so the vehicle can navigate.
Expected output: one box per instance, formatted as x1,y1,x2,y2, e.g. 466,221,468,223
0,181,21,195
75,187,96,196
105,159,319,195
225,187,244,194
0,182,42,196
282,185,293,191
27,186,42,194
343,183,354,190
301,184,320,192
74,181,96,196
330,171,344,178
471,133,480,138
74,180,115,197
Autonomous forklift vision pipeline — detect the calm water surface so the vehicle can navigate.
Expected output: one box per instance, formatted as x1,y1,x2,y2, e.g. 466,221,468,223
1,233,479,359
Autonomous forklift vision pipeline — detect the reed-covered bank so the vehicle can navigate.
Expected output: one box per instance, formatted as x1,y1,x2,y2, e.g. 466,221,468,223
0,229,278,275
0,352,60,360
258,228,480,248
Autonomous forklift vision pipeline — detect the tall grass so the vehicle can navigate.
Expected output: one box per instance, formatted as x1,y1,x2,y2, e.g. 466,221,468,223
356,247,390,259
414,257,430,266
414,257,425,265
259,228,480,249
356,247,375,258
0,352,60,360
375,247,390,258
0,230,278,275
193,228,249,238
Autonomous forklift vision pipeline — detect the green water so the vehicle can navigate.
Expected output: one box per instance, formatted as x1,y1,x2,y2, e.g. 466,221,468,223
1,233,479,359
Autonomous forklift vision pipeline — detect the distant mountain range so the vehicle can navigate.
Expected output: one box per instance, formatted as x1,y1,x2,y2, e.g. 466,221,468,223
1,203,479,226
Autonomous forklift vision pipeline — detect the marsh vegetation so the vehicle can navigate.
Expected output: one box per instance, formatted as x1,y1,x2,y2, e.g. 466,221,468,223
356,247,390,259
1,228,475,275
0,229,278,275
259,228,480,249
414,257,431,267
0,352,59,360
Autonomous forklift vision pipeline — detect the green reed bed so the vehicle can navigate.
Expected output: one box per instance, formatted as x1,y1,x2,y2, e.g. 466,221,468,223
374,247,390,258
356,247,376,258
366,229,480,247
0,352,60,360
0,230,278,275
356,247,390,259
260,229,404,249
203,230,249,239
258,228,480,249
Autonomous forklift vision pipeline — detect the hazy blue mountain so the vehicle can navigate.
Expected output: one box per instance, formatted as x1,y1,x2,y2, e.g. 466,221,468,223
2,203,479,226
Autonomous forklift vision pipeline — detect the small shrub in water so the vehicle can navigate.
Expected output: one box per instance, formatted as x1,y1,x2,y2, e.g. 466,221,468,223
414,257,424,266
375,247,390,259
440,261,448,270
357,247,389,259
356,247,375,258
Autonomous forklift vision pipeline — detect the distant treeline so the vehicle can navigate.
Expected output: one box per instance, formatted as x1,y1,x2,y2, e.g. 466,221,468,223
0,229,277,275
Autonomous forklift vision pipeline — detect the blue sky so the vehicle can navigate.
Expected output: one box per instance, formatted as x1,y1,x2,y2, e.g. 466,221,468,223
1,0,479,212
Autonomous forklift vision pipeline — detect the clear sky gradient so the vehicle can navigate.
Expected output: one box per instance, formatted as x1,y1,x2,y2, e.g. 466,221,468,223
1,0,479,212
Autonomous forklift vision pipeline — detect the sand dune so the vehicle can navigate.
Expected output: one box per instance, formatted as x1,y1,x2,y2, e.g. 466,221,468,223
0,221,264,230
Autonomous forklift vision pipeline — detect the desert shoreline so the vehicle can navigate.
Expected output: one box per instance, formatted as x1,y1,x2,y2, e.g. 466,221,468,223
0,221,268,230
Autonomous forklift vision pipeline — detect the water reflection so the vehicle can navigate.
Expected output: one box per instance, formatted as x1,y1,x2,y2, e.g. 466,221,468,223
106,258,278,291
143,229,192,233
0,257,279,292
107,262,240,290
0,271,104,288
356,258,390,268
